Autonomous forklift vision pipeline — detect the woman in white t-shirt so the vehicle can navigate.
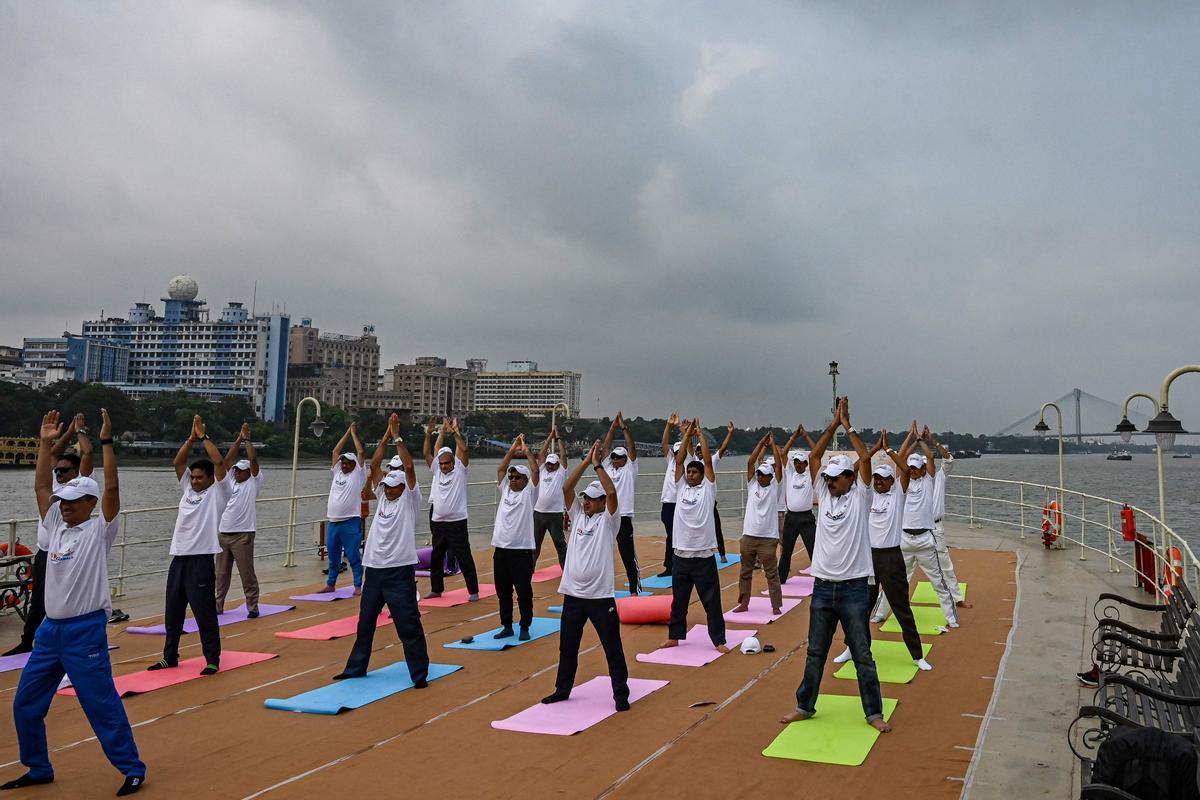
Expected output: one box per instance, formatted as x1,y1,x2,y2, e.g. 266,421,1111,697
732,433,784,615
335,414,430,685
491,435,540,640
532,428,569,568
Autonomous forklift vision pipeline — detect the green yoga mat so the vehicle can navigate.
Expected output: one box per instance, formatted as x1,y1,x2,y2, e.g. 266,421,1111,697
880,605,947,635
834,640,933,684
763,695,899,766
911,581,967,605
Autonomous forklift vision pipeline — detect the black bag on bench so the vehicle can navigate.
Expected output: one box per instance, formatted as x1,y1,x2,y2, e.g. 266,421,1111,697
1089,726,1198,799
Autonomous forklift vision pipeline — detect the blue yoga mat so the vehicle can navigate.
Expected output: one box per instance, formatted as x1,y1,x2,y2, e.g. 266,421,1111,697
445,617,560,651
264,662,462,715
638,555,740,589
549,590,648,613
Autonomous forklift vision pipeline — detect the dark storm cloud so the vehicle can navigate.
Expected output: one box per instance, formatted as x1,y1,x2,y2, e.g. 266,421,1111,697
2,1,1200,432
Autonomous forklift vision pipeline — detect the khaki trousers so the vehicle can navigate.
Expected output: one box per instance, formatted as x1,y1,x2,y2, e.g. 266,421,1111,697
738,534,783,609
216,531,259,613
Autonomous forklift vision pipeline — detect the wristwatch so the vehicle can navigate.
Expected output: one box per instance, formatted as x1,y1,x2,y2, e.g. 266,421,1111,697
392,436,404,445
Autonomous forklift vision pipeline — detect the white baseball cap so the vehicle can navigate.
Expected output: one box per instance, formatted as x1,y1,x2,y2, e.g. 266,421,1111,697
340,452,359,464
764,455,776,465
872,463,895,479
581,480,607,499
671,442,681,454
388,455,404,469
740,636,763,654
906,453,927,468
510,464,531,479
756,463,773,476
234,459,252,471
821,454,854,477
381,470,408,488
436,446,454,458
611,446,629,458
789,449,809,463
52,476,101,502
545,453,560,465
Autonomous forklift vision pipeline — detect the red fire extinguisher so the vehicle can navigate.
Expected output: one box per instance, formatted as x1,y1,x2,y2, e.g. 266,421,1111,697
1121,505,1136,542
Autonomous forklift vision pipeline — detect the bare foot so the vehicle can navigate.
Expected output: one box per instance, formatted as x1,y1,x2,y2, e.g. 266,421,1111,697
779,709,814,724
660,640,680,648
353,586,363,596
772,608,783,616
956,600,973,608
317,585,335,594
869,718,892,732
716,644,731,653
731,603,749,613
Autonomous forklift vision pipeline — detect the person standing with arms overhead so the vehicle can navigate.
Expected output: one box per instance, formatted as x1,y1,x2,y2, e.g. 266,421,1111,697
700,421,736,560
731,433,784,615
661,418,729,653
215,423,263,617
334,414,429,684
929,430,969,608
541,441,630,711
781,398,890,732
491,435,540,640
3,414,94,658
777,425,817,583
319,423,366,595
146,415,227,675
5,409,146,796
656,413,683,578
532,427,568,568
601,411,640,594
423,417,479,601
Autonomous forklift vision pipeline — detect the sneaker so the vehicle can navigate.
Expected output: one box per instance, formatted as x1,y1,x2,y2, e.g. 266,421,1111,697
247,609,260,619
1077,668,1099,688
116,774,145,796
108,609,130,624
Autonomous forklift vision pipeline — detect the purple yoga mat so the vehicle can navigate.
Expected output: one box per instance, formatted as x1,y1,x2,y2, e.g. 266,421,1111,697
0,652,31,673
491,677,669,735
723,597,802,626
636,625,758,667
290,586,356,602
761,575,815,598
126,603,294,635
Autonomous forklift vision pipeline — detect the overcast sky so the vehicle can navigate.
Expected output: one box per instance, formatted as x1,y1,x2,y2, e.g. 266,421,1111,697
3,2,1199,433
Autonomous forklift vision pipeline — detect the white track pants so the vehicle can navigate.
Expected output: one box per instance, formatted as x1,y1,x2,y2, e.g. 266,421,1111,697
873,530,959,626
931,519,963,603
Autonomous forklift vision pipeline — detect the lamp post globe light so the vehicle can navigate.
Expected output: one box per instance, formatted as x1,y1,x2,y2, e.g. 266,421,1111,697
286,396,324,568
1037,403,1067,551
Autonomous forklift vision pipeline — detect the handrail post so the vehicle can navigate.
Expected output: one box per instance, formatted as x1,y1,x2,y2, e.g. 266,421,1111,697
116,511,129,598
1106,504,1116,573
285,493,298,568
1018,483,1025,539
1079,496,1087,560
968,476,977,528
5,520,15,581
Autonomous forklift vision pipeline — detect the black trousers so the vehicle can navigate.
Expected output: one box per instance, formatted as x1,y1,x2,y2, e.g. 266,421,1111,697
616,516,640,593
669,555,725,646
343,565,429,682
429,518,478,594
19,550,48,646
163,554,221,665
713,504,726,558
554,595,629,702
493,547,535,629
869,546,924,660
780,510,816,582
532,511,567,568
660,503,676,571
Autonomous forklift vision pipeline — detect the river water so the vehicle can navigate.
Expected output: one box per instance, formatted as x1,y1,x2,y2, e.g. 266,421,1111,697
1,453,1197,585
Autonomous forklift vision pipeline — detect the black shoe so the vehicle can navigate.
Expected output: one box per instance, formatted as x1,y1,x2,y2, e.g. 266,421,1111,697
540,692,569,704
116,775,145,796
615,698,631,712
656,570,671,578
333,672,365,681
518,627,531,641
494,627,514,639
1077,668,1099,688
0,773,54,790
247,609,260,619
412,679,428,689
146,659,177,671
200,663,219,676
1,641,32,657
108,609,130,624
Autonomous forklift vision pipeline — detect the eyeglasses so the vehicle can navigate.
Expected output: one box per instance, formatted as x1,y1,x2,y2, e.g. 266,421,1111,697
53,467,75,475
822,474,844,483
508,474,527,481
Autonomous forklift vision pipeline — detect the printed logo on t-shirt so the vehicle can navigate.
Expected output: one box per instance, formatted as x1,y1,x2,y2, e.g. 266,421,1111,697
49,548,76,564
184,494,203,506
824,502,848,521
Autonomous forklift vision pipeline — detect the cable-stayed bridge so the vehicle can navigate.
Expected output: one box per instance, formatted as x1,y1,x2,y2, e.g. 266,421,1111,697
996,388,1157,442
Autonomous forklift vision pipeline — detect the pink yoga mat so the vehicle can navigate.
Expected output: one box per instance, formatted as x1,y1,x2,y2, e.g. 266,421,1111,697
290,586,356,602
723,597,802,626
491,676,669,735
761,575,814,598
58,651,277,697
274,609,425,640
635,625,758,667
531,564,563,582
126,603,294,635
419,584,496,608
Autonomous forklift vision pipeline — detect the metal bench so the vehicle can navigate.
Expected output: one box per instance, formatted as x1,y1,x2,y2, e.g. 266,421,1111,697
0,554,34,621
1092,581,1196,657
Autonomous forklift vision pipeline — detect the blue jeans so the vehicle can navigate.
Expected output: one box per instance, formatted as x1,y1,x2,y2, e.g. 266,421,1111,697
326,517,364,588
795,577,883,722
13,610,145,779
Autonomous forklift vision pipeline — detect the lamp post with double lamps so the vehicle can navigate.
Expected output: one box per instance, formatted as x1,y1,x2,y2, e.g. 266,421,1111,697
286,396,326,567
1033,402,1067,551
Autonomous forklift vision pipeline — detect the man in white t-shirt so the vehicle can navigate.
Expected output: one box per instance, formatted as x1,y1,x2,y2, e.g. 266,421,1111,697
4,413,94,658
601,411,640,593
662,419,728,652
732,433,784,614
656,414,683,577
541,441,630,712
148,415,229,675
929,432,967,606
6,409,146,796
334,414,429,685
422,417,479,600
491,435,540,640
533,428,569,568
777,425,817,582
216,423,263,616
320,424,367,594
782,399,889,733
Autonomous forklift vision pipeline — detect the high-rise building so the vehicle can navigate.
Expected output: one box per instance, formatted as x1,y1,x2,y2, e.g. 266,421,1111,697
287,319,380,410
81,276,291,421
22,334,130,383
474,360,582,416
385,357,476,417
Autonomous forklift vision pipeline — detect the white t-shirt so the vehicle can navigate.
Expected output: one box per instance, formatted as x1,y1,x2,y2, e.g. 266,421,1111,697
428,458,469,522
171,472,230,556
902,474,936,530
708,452,722,490
743,478,779,539
220,471,264,533
775,479,787,513
784,465,815,513
672,478,717,552
327,464,367,522
869,482,905,549
534,465,567,513
42,502,119,619
37,475,68,551
810,476,874,581
933,457,954,520
660,455,681,503
492,482,538,549
558,500,618,599
363,480,422,569
602,456,639,518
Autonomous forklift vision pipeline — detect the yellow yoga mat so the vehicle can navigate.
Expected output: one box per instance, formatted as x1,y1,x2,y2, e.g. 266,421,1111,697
880,605,947,635
911,581,967,605
834,640,933,684
763,695,899,766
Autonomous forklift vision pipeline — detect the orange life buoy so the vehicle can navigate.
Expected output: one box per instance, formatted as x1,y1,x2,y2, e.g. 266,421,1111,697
1041,501,1062,549
0,542,32,557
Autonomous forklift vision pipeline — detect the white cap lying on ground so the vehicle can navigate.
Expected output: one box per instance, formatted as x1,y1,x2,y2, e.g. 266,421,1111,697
740,636,762,654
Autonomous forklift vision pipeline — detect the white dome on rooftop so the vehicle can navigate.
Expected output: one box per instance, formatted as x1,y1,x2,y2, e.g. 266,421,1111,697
167,275,199,301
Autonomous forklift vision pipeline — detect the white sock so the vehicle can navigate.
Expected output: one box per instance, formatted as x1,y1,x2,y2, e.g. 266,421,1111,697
915,658,932,671
936,625,950,634
948,620,960,629
870,613,886,624
833,647,852,664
